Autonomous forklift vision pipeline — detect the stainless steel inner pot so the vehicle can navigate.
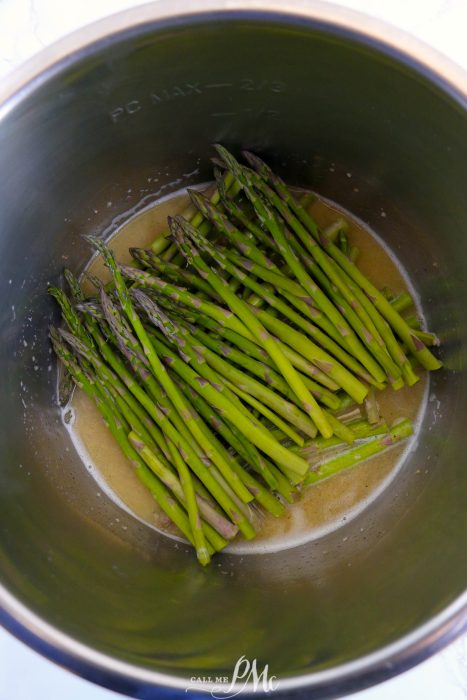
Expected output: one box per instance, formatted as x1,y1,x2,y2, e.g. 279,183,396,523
0,1,466,697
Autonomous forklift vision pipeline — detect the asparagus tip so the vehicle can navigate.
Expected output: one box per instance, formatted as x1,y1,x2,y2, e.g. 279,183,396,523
241,150,270,178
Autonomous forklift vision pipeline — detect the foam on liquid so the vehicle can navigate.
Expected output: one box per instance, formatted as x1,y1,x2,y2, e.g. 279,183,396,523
63,187,429,554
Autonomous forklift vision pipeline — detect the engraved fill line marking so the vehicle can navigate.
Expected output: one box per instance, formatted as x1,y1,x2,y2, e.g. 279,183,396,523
205,83,233,88
211,111,237,117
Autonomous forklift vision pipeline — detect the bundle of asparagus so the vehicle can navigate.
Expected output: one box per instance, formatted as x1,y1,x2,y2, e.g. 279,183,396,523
49,146,441,565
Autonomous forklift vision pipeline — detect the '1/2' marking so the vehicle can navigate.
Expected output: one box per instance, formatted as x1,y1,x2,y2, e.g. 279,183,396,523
211,106,281,120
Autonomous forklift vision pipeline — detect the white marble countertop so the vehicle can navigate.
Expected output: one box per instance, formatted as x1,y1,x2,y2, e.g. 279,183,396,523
0,1,465,698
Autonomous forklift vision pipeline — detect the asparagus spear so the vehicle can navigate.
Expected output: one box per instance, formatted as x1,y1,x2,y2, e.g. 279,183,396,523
221,249,378,386
181,321,341,410
156,298,346,406
219,377,304,446
119,264,347,386
214,147,390,386
237,179,407,385
213,167,274,249
96,289,238,480
177,217,368,403
57,366,75,406
235,160,416,387
188,189,345,346
134,300,294,488
141,301,319,440
245,304,368,404
391,292,414,314
50,327,213,562
176,215,354,391
147,328,310,481
297,419,389,454
130,247,220,301
338,229,348,255
241,150,441,372
170,215,334,439
58,320,256,539
150,171,236,256
324,219,348,244
94,363,237,541
364,388,381,425
285,233,418,387
304,419,414,486
129,430,210,563
78,299,207,469
174,378,292,506
86,236,254,506
173,378,288,503
133,291,311,476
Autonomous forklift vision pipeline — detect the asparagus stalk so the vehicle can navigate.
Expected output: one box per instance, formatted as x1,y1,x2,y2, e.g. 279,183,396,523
241,150,441,372
142,325,297,496
143,300,322,441
286,233,418,387
239,155,419,386
133,291,311,476
222,248,378,386
102,378,237,541
164,293,351,396
196,345,316,441
364,388,381,424
79,301,206,469
188,189,345,345
150,171,235,256
182,321,341,410
57,366,75,406
246,304,368,404
50,328,213,562
59,321,256,539
304,419,414,486
280,231,408,386
192,232,372,396
170,215,334,439
338,229,348,255
214,147,390,382
234,172,397,387
94,360,237,547
96,289,238,480
213,167,274,249
324,219,348,243
174,378,291,507
86,236,254,506
129,430,209,563
119,264,347,386
175,215,355,393
391,292,414,314
130,247,220,301
297,419,389,454
221,377,305,446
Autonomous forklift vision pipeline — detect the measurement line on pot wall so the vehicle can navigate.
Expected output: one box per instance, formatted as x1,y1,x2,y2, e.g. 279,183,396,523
108,79,286,123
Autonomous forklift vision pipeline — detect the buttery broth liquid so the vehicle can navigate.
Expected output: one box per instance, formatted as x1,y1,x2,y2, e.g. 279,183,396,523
64,188,428,553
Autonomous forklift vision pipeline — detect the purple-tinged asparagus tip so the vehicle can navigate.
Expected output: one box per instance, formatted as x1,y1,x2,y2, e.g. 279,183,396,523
241,150,271,177
211,156,227,170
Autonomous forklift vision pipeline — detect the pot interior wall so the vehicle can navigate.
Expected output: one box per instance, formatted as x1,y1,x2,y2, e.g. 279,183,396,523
0,13,466,691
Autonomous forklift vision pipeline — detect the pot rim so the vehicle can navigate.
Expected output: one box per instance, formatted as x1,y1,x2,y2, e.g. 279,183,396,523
0,1,466,696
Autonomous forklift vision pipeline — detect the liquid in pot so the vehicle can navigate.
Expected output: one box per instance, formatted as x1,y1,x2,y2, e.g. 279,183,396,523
63,188,428,554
